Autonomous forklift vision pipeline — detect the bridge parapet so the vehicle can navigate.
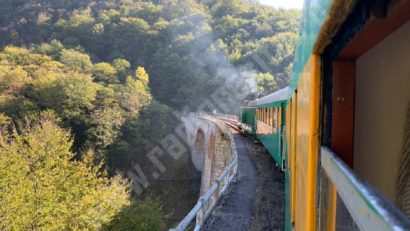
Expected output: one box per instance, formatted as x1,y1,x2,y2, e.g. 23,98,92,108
172,112,239,231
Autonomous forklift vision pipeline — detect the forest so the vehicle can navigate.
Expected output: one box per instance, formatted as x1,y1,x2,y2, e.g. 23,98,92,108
0,0,300,230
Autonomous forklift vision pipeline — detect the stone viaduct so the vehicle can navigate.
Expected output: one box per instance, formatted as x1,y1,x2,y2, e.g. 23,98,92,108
171,113,239,230
180,114,235,196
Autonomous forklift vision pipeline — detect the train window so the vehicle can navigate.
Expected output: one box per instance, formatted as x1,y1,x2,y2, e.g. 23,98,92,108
256,109,259,120
262,108,264,123
271,108,275,127
257,108,260,121
267,108,270,126
264,108,267,124
256,109,259,121
278,107,281,130
271,108,274,126
265,108,267,124
273,108,276,127
273,108,277,129
259,108,261,122
267,108,270,125
259,109,261,121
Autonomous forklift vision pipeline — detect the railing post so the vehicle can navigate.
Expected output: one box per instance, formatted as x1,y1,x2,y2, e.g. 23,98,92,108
215,179,221,197
197,196,205,225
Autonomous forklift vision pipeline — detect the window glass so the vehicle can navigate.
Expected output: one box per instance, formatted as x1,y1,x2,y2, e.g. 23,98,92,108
278,107,281,129
273,108,277,129
267,108,269,125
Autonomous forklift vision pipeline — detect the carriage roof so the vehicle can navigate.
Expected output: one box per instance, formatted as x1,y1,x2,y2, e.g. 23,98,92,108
248,86,290,107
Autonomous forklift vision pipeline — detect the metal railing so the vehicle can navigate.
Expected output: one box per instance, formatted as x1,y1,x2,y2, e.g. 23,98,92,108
180,111,239,121
320,147,410,230
172,113,239,231
214,112,239,121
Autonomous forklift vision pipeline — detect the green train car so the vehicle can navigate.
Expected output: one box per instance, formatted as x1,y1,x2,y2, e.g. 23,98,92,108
241,86,289,168
239,107,256,135
240,86,292,230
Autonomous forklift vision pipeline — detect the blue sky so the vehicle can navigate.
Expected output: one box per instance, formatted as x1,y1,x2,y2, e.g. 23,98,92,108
258,0,303,9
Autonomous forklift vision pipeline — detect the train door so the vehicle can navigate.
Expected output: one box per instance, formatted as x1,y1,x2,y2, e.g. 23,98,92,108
286,92,298,230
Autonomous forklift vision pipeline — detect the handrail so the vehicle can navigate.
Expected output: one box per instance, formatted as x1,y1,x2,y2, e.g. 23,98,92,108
321,147,410,231
214,112,239,121
171,112,239,231
281,125,287,171
180,111,239,121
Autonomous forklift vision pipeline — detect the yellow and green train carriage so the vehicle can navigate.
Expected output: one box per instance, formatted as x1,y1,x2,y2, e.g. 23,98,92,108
240,0,410,230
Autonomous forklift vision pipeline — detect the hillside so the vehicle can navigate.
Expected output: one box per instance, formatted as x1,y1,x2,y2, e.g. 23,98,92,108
0,0,300,229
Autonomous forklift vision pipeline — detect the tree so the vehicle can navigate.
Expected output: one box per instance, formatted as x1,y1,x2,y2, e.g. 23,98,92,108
1,46,30,65
107,101,175,172
135,66,149,86
113,58,131,81
55,9,94,29
254,72,278,96
35,40,65,59
86,107,125,152
92,62,118,84
0,121,130,230
115,77,152,116
211,0,245,18
0,65,29,94
0,95,39,120
33,72,97,118
0,112,10,127
60,49,93,71
103,199,166,231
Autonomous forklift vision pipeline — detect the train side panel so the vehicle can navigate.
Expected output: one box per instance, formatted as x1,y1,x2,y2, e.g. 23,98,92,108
286,96,296,227
256,107,282,165
240,107,256,134
294,55,321,231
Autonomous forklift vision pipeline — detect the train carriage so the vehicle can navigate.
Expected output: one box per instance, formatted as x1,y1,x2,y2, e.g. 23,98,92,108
239,106,256,135
245,86,289,168
241,0,410,230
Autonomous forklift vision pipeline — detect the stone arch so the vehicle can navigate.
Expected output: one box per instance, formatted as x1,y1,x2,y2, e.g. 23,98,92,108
192,128,206,172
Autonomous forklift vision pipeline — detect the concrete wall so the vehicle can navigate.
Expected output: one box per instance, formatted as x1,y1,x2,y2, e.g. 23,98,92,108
354,21,410,202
